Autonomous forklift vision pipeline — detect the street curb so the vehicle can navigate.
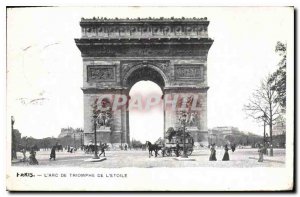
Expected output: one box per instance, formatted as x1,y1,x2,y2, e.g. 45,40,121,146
173,157,196,161
84,158,107,162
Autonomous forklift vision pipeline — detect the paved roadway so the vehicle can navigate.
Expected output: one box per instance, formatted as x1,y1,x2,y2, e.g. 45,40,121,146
13,148,285,168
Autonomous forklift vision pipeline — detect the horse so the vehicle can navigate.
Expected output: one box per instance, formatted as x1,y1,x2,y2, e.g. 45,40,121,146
84,144,98,154
145,141,161,158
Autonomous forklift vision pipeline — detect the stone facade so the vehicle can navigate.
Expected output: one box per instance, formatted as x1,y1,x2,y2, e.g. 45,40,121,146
75,17,214,148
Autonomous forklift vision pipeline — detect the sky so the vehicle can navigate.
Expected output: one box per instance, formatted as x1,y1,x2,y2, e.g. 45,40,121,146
6,7,293,141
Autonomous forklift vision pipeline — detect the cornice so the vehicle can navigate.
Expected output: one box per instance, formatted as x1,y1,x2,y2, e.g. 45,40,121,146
80,17,209,24
79,17,212,40
75,37,214,45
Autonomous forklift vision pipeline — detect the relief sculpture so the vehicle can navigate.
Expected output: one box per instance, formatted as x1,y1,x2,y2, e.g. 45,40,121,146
87,66,115,82
174,65,203,80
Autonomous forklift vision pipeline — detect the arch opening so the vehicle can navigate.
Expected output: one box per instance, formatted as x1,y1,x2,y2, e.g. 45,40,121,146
124,65,166,90
128,81,164,144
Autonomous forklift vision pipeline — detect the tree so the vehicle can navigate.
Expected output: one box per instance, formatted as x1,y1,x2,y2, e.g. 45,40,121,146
268,41,286,109
42,137,52,150
131,139,143,149
20,136,37,150
224,135,234,144
244,75,282,156
12,129,21,154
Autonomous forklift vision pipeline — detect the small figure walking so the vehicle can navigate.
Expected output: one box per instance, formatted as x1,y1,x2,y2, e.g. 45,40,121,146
263,144,268,155
99,143,107,157
209,144,217,161
222,144,230,161
49,146,56,160
161,144,167,157
29,148,38,165
124,144,128,151
21,148,27,162
176,141,180,157
258,144,264,162
231,144,236,152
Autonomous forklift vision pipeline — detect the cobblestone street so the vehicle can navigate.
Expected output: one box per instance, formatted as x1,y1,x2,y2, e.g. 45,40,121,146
12,148,285,168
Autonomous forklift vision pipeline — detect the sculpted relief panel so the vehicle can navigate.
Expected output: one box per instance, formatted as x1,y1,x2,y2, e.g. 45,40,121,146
174,64,204,81
120,62,205,86
87,65,116,82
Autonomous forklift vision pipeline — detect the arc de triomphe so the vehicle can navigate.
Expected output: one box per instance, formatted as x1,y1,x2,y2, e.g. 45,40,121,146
75,17,214,148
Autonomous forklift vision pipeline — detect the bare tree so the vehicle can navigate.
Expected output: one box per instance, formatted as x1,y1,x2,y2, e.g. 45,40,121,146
243,75,282,156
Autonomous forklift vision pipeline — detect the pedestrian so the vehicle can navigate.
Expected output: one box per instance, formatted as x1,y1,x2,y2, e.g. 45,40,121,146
258,144,264,162
209,144,217,161
161,147,166,157
49,146,56,160
29,148,38,165
231,144,236,152
264,144,268,155
21,148,27,162
99,143,106,157
222,144,230,161
124,144,127,151
176,141,180,157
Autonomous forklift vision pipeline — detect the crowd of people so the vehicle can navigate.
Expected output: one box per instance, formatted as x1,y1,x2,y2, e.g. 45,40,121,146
209,143,268,162
18,141,269,165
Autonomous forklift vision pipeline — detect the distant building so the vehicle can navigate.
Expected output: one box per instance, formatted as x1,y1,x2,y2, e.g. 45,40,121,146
266,121,286,148
58,127,83,139
208,126,262,146
273,121,286,136
210,126,240,137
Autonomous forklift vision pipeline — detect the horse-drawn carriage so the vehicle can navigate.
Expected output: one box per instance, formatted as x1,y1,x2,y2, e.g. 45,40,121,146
163,135,194,156
163,127,194,156
147,127,194,157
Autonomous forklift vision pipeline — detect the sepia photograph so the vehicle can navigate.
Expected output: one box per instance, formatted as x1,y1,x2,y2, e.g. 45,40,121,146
5,6,294,191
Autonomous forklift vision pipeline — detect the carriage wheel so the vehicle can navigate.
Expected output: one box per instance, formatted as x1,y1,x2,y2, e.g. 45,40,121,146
165,148,172,157
178,148,183,156
186,149,193,156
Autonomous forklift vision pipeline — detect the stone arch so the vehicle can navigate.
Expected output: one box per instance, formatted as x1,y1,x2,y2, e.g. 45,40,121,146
76,17,213,148
122,63,169,90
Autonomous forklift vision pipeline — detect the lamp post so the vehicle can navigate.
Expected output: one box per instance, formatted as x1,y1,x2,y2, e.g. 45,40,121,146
121,132,123,150
93,114,99,159
180,112,188,158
